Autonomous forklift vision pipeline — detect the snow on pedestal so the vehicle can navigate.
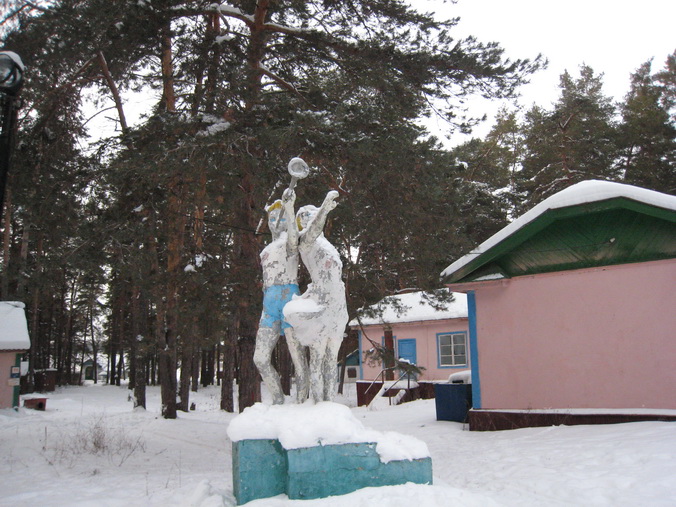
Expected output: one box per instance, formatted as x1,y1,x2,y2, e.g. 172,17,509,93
228,402,433,504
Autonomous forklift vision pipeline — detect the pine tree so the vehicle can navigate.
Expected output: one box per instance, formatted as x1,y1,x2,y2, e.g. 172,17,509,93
517,65,620,209
654,51,676,123
618,57,676,193
450,107,526,215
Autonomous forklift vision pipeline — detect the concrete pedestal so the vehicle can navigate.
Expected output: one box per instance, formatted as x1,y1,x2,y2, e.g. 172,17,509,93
232,439,433,504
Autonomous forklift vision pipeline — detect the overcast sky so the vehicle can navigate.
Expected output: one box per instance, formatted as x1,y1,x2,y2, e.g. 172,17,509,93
415,0,676,141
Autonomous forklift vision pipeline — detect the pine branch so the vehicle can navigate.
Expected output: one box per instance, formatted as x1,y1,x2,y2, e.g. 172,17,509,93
258,65,315,108
96,51,128,135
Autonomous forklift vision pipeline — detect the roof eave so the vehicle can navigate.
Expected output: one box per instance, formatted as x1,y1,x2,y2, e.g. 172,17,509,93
441,196,676,284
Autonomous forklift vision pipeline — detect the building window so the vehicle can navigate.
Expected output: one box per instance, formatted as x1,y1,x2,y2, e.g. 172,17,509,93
437,332,467,367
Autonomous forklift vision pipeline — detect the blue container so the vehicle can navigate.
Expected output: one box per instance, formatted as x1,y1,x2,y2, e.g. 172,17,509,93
435,383,473,422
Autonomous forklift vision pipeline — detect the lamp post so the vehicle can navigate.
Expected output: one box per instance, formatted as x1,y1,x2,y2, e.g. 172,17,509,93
0,51,24,224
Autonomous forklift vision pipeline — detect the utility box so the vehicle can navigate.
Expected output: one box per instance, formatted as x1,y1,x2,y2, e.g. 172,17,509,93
435,383,473,422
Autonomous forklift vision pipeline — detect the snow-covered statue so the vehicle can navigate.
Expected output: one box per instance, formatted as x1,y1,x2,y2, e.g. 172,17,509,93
283,190,348,402
254,188,309,404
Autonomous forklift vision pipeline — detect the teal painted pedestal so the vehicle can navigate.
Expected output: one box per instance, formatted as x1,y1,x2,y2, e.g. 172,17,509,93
232,439,433,504
232,439,287,504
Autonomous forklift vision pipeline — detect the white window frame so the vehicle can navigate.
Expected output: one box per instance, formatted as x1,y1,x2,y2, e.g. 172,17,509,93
437,332,468,368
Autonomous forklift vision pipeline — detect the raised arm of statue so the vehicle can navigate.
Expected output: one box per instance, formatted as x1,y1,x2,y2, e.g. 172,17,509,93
282,188,299,252
300,190,339,245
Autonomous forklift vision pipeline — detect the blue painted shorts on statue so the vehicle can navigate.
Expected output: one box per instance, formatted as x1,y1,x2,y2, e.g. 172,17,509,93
260,284,300,330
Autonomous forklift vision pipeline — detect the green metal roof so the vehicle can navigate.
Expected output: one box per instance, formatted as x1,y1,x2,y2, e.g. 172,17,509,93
443,196,676,284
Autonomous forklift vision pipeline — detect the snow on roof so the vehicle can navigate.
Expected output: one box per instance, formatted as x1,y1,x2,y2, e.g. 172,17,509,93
441,180,676,280
0,301,31,350
349,290,467,327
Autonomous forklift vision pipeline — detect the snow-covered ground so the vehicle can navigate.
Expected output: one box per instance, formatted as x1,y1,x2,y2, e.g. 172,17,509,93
1,383,675,506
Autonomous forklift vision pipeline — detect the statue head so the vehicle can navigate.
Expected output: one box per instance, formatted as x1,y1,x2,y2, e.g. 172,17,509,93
265,199,285,239
296,205,319,231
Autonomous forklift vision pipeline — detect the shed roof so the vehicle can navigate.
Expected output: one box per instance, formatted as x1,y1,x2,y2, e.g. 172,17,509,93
441,180,676,284
0,301,31,351
349,290,467,327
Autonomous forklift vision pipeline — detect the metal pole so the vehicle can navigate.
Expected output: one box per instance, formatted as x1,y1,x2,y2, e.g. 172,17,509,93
0,51,24,226
0,93,20,224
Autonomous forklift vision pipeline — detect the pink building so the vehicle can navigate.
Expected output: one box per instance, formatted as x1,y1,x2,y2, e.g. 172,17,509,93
351,290,469,389
0,301,30,409
441,181,676,430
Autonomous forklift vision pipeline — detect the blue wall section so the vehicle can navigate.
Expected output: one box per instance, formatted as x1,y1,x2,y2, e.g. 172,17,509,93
467,291,482,409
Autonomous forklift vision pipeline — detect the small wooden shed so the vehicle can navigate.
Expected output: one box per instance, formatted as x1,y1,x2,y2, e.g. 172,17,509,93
441,180,676,430
0,301,31,409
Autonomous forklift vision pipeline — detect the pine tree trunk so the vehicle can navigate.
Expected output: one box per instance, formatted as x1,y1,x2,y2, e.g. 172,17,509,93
150,353,157,386
134,353,146,409
203,13,221,115
158,324,177,417
78,337,86,385
178,341,192,412
337,358,346,396
201,345,215,387
87,295,99,384
237,333,260,411
209,346,216,386
1,187,10,300
191,158,207,396
66,276,79,386
216,343,222,387
108,355,114,385
160,174,186,419
26,286,40,391
384,330,395,381
131,285,146,409
221,0,274,411
201,348,209,387
191,346,199,393
220,326,236,412
157,20,181,418
159,24,176,113
145,210,163,390
109,284,124,386
232,165,262,412
16,224,29,298
116,353,124,386
128,338,136,390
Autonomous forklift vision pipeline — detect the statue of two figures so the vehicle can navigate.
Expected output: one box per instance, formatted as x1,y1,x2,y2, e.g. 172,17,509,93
254,158,348,404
